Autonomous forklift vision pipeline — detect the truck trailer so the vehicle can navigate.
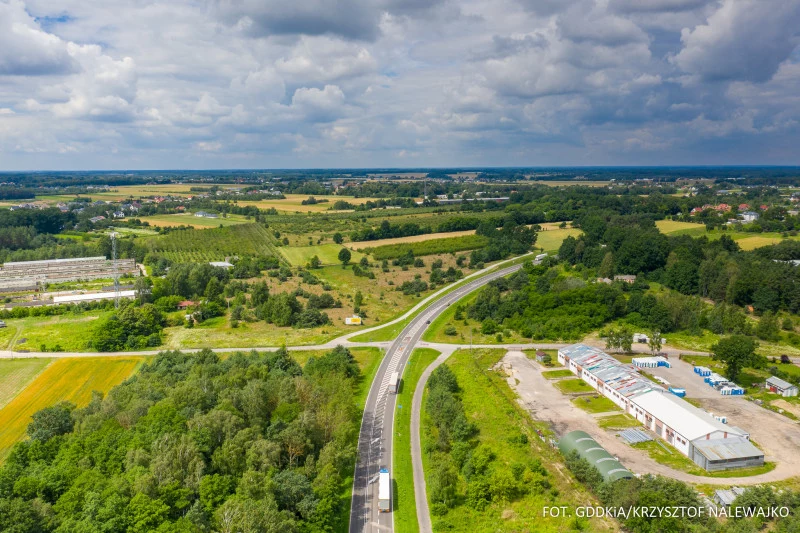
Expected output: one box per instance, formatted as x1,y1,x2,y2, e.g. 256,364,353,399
378,468,391,512
388,372,400,394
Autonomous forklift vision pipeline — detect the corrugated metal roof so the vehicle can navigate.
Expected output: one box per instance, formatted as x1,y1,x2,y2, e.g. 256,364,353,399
631,390,747,441
559,344,659,399
2,256,108,267
693,438,764,462
766,376,796,390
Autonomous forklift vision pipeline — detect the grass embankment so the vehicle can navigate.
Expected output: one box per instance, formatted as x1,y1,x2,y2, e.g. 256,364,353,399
394,348,441,533
0,357,144,461
571,395,621,414
421,348,612,532
0,358,53,409
631,441,776,478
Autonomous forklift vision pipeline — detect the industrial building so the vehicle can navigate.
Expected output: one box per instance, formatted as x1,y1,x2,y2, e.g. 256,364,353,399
558,344,764,471
0,257,138,291
558,430,633,482
766,376,799,397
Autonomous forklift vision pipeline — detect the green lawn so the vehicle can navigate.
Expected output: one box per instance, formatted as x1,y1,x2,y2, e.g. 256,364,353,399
571,395,621,414
420,348,611,532
554,378,595,394
541,369,573,379
596,413,641,430
280,244,365,267
394,348,441,533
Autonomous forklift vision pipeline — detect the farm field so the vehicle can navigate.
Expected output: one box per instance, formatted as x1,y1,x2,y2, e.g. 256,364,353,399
656,220,706,234
360,234,489,260
238,194,372,213
0,358,53,409
0,357,144,461
530,180,611,187
138,213,252,228
143,223,282,263
536,226,582,253
346,230,477,250
280,243,365,267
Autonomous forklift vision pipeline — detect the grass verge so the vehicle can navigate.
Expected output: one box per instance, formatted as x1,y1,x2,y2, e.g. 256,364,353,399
571,395,621,414
596,413,641,430
554,378,595,394
394,348,441,533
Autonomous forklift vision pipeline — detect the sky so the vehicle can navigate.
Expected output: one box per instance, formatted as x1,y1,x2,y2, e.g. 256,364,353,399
0,0,799,170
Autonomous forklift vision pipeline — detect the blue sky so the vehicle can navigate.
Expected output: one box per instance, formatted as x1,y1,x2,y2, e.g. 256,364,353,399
0,0,799,170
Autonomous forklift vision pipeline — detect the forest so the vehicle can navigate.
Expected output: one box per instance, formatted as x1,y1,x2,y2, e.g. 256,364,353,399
0,346,362,533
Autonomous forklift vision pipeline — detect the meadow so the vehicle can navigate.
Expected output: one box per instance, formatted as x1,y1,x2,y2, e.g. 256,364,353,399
3,311,109,352
535,226,583,253
360,234,488,260
0,357,144,461
280,243,365,267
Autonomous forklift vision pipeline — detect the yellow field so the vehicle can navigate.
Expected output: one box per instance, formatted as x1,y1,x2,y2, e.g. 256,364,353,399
0,358,53,409
736,236,784,251
346,230,476,250
656,220,706,234
237,194,372,213
537,227,583,252
0,357,144,460
529,180,611,187
137,213,251,228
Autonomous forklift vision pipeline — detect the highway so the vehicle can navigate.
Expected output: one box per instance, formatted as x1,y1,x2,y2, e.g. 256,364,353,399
347,262,524,533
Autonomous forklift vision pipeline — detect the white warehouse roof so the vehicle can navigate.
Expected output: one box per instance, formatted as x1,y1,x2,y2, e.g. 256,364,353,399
630,389,747,442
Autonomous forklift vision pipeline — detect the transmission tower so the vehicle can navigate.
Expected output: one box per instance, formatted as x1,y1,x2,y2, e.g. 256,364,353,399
111,232,120,308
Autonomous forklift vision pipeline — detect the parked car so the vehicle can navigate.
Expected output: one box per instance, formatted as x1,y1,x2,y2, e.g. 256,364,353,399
0,320,6,328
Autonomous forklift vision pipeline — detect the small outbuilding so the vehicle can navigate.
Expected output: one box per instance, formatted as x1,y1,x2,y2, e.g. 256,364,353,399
766,376,799,397
691,438,764,472
558,430,633,482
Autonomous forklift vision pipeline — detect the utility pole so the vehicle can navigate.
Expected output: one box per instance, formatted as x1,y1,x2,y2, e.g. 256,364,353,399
111,231,120,308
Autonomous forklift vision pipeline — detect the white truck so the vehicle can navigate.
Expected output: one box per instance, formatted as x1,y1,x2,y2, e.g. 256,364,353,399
388,371,400,394
378,468,391,512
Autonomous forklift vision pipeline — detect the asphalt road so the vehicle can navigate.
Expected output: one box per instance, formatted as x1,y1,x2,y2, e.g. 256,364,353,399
347,262,524,533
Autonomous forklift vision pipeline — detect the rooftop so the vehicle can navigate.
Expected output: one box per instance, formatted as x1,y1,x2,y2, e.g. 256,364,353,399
693,438,764,462
631,389,747,442
766,376,796,390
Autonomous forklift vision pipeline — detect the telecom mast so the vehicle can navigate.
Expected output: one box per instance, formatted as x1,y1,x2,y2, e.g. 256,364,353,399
111,232,120,308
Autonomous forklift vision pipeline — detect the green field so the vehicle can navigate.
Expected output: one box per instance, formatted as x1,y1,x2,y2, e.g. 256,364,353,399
422,348,611,532
138,213,252,228
656,220,706,234
0,357,144,461
554,378,595,394
144,223,282,263
280,243,365,267
656,220,800,251
535,227,583,253
394,348,441,533
571,395,621,414
0,358,53,409
3,311,109,352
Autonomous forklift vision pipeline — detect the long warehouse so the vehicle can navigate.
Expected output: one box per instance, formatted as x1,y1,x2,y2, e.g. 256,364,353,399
558,344,764,472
